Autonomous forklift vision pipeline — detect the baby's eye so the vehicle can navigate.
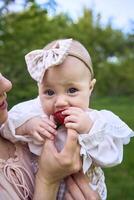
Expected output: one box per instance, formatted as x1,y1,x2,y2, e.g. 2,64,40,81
67,87,78,94
44,89,55,96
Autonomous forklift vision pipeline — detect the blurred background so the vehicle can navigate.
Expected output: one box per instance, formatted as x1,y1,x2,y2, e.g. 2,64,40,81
0,0,134,199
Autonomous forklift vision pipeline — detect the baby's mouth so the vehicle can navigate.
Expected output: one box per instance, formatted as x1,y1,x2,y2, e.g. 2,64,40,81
53,110,67,127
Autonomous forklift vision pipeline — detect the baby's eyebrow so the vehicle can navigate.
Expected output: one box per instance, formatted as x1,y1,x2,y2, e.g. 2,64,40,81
43,83,53,87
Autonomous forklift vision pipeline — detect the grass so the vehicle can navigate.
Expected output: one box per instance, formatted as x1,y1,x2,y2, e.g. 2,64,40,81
91,96,134,200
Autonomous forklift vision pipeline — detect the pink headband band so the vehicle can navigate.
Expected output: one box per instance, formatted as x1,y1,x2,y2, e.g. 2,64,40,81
25,38,93,83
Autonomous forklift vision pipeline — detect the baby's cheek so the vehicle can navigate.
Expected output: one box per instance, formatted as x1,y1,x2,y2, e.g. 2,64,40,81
40,99,51,114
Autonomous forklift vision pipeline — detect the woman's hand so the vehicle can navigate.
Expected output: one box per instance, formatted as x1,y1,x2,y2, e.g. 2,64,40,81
65,171,100,200
33,129,81,200
37,128,81,185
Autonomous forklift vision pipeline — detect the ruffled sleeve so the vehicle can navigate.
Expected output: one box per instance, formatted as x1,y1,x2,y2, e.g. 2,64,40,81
78,109,134,173
1,97,44,143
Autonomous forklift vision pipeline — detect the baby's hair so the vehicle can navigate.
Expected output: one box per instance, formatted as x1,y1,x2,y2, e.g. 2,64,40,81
43,39,94,79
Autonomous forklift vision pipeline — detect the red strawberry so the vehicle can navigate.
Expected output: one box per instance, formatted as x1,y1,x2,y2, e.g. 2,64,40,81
53,110,67,127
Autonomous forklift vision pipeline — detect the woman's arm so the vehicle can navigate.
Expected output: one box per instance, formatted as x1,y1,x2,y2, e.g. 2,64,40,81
33,129,81,200
33,175,59,200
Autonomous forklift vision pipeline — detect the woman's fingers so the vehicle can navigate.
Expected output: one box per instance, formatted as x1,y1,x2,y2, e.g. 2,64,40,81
63,129,79,154
64,191,74,200
72,172,100,200
65,176,85,200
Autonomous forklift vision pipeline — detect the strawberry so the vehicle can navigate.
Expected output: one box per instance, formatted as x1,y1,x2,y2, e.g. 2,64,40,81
53,110,67,127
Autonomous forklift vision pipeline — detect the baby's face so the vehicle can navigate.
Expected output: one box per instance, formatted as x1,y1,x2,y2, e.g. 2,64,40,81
38,56,95,116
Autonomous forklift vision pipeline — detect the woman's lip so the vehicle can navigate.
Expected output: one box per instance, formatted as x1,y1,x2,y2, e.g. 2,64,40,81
0,100,8,110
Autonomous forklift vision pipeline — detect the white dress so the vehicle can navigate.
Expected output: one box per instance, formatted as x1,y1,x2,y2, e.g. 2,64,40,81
1,97,133,200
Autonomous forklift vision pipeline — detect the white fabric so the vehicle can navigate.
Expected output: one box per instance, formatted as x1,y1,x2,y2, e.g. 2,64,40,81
25,39,72,83
0,97,44,143
1,97,133,200
2,97,133,169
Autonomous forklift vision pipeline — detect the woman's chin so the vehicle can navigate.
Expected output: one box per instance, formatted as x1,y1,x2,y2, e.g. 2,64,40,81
0,111,8,125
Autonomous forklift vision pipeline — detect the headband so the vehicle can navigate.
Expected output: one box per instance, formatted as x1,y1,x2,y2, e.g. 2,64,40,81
25,38,93,83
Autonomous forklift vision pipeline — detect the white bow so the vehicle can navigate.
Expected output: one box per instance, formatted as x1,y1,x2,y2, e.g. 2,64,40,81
25,38,72,83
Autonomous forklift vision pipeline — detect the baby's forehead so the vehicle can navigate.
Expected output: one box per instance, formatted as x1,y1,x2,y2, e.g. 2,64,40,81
41,61,91,87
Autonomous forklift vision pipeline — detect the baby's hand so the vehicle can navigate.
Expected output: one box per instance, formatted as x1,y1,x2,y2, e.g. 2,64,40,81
16,116,57,142
62,107,93,134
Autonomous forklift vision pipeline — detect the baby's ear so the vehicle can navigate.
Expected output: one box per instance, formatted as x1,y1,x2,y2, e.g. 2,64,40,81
89,78,96,92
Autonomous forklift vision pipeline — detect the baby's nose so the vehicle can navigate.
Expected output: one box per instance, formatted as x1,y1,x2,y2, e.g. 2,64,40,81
55,95,68,108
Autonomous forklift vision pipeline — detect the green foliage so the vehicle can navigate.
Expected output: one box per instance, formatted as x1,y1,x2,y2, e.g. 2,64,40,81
0,5,133,199
0,5,134,107
91,96,134,200
91,96,134,129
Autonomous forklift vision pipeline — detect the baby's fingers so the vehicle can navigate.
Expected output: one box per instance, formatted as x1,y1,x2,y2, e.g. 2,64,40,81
40,128,55,140
64,115,77,124
32,131,44,143
40,124,57,136
65,122,79,130
42,117,56,129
